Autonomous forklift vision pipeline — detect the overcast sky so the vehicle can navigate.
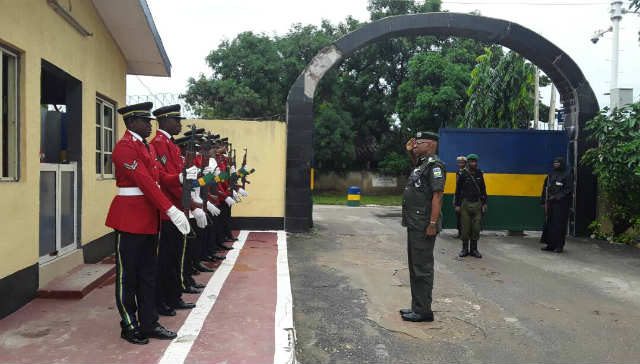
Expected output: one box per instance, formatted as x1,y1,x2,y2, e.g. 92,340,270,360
127,0,640,109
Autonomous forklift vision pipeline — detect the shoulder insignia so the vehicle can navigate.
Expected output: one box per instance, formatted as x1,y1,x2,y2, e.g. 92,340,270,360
433,167,443,178
123,160,138,171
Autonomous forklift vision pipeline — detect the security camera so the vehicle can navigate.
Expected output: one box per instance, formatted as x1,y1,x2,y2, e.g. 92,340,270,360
591,36,600,44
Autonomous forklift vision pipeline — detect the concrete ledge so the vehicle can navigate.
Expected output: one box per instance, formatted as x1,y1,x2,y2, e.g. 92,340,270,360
232,217,284,230
38,249,84,289
37,264,115,299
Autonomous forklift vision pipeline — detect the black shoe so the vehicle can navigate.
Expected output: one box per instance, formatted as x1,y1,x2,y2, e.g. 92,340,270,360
121,328,149,345
157,304,176,317
173,300,196,310
399,308,412,315
470,250,482,258
459,249,469,258
202,255,216,262
196,262,214,273
401,311,434,322
183,286,203,294
212,255,226,261
218,244,233,251
541,246,554,252
225,236,238,242
143,325,177,340
192,269,201,275
553,248,564,253
193,282,206,289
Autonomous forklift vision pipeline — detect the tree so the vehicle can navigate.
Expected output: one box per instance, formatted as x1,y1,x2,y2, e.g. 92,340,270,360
313,103,356,170
581,102,640,237
463,47,547,128
631,0,640,11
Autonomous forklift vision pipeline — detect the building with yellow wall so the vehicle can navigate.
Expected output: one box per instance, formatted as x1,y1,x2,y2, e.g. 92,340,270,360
0,0,171,318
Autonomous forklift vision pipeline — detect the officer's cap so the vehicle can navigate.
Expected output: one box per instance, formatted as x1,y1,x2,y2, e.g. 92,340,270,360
466,153,479,161
415,131,439,141
456,156,467,162
118,102,154,121
153,104,186,120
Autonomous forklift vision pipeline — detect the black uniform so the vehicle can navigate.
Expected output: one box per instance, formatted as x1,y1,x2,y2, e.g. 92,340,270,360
541,158,572,252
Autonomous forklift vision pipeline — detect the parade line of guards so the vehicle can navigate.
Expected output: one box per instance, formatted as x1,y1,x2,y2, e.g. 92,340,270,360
400,132,572,323
104,102,255,345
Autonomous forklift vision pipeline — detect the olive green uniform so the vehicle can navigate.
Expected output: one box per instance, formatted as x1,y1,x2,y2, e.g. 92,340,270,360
402,155,446,315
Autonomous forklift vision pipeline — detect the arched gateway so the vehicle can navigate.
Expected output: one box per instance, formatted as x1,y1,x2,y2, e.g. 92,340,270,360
285,13,599,235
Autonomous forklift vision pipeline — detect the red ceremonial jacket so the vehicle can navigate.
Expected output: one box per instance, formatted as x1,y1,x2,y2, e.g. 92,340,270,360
151,130,184,220
105,130,180,234
215,153,231,205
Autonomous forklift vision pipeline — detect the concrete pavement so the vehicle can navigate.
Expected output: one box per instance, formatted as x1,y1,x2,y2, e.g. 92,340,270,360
289,205,640,364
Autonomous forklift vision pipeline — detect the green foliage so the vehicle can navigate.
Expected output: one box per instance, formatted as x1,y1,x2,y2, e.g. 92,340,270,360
378,151,412,176
463,47,539,128
631,0,640,11
313,103,356,171
581,102,640,236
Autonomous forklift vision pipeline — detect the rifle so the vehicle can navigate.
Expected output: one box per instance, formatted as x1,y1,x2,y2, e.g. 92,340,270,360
239,147,256,189
179,125,205,237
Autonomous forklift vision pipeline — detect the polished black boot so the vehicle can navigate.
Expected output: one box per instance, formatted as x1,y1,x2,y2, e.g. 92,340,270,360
459,240,469,257
470,240,482,258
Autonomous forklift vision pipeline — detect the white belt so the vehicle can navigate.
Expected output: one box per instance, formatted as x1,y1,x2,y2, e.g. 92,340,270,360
118,187,144,196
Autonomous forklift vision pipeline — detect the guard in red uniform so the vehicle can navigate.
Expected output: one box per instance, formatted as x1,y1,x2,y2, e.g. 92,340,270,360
106,102,193,345
151,104,196,317
214,139,236,250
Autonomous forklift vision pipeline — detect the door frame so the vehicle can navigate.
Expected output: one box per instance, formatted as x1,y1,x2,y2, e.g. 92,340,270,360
39,162,78,265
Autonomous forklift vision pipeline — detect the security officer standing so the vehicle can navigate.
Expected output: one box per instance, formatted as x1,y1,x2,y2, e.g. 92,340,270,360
455,154,487,258
399,131,445,323
454,156,467,238
540,157,572,253
150,104,197,316
105,102,194,344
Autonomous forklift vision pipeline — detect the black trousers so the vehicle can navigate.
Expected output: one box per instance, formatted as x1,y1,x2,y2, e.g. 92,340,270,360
156,221,182,308
214,205,229,246
547,198,570,250
115,231,159,332
220,203,233,238
204,212,219,257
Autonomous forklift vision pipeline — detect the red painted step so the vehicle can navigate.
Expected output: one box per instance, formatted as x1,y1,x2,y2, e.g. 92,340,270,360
37,264,116,299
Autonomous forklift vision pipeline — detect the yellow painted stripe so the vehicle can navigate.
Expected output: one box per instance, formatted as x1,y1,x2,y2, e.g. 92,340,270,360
180,235,187,289
347,194,361,201
444,172,546,197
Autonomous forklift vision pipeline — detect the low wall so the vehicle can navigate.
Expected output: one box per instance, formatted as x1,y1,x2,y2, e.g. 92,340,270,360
187,119,286,228
315,171,406,195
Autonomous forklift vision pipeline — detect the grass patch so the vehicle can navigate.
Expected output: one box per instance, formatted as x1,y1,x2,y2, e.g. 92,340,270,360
313,192,402,206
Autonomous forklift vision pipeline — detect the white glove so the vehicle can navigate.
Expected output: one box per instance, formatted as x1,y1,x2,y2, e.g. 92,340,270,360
233,190,241,202
225,196,236,206
191,188,203,204
203,165,215,175
166,206,191,235
238,188,249,197
230,166,237,175
208,158,218,171
207,201,221,216
192,208,207,229
179,166,200,183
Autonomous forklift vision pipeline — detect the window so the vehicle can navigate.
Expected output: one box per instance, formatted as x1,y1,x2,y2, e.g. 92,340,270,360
96,97,115,177
1,46,18,180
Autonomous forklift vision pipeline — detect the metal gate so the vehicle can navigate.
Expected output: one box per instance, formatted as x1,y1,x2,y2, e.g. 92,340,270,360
39,162,78,263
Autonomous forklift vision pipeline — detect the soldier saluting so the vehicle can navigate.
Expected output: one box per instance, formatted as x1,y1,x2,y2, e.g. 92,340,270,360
400,131,446,323
105,102,195,345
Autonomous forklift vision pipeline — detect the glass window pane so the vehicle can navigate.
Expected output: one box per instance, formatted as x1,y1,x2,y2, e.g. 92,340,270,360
60,171,75,248
103,153,113,175
39,171,57,256
96,102,101,126
96,152,101,174
96,126,101,151
104,104,113,129
105,130,113,152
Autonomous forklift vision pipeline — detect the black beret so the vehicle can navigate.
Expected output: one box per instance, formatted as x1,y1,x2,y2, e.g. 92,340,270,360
416,131,439,141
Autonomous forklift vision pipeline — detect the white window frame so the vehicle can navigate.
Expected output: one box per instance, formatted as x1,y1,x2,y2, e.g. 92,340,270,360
0,45,19,181
96,96,116,179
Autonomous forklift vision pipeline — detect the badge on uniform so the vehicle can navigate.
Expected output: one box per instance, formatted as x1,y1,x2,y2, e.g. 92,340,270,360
433,167,443,178
411,168,422,188
159,155,167,166
123,160,138,171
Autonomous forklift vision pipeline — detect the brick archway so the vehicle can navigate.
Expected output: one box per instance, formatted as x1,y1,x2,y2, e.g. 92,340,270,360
285,13,599,235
